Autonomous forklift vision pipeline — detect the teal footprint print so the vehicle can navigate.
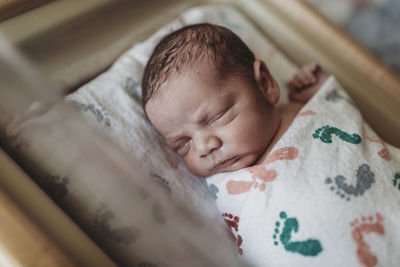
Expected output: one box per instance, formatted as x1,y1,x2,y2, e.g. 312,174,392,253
70,100,111,127
325,164,375,201
125,77,142,102
313,125,361,144
326,89,355,107
393,172,400,191
273,211,323,257
208,184,219,200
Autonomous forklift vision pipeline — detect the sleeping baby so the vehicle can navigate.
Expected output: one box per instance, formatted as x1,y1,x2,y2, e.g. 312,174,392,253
142,23,400,266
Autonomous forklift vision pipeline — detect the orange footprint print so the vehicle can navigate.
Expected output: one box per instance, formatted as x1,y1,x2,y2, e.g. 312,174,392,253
263,146,299,165
296,110,317,118
226,166,277,195
226,147,299,195
350,213,385,267
222,213,243,255
366,136,391,161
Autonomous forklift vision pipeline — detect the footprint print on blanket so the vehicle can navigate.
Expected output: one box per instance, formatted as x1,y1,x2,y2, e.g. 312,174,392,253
222,213,243,255
296,110,317,118
313,125,362,144
69,100,111,127
366,136,391,161
350,213,384,267
226,147,299,195
273,211,323,257
324,164,375,201
392,172,400,191
326,88,355,107
208,184,219,200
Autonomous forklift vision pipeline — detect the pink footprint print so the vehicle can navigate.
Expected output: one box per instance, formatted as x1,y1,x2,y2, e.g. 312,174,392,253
366,136,391,161
222,213,243,255
248,166,277,192
226,147,299,195
350,213,385,267
225,180,254,195
296,110,317,118
226,167,277,195
263,147,299,165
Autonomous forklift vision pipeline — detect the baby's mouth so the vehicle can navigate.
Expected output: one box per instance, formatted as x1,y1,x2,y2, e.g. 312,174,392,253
210,156,240,173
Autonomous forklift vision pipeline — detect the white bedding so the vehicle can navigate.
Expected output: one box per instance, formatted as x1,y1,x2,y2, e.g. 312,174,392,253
206,76,400,266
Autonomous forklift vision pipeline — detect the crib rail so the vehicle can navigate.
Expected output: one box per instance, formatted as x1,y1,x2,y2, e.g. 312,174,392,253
0,0,200,94
0,0,54,22
0,149,114,267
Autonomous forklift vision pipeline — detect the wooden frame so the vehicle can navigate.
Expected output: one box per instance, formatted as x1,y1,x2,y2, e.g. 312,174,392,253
0,149,116,266
0,0,54,22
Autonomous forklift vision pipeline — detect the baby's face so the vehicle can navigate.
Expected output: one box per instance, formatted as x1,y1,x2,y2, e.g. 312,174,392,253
146,59,280,177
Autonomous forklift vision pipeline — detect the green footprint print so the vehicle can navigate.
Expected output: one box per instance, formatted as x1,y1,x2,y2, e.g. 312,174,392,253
393,172,400,191
313,125,361,144
273,211,323,257
326,89,355,107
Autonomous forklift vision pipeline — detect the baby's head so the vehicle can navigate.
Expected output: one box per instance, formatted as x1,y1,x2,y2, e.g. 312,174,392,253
142,23,281,177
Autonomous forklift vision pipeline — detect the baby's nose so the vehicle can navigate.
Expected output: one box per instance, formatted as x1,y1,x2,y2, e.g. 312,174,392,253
196,133,222,158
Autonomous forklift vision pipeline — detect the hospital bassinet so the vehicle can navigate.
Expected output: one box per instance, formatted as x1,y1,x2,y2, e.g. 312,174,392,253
0,0,399,266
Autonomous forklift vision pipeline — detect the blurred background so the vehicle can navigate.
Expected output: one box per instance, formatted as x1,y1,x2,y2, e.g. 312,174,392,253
1,0,399,76
306,0,400,74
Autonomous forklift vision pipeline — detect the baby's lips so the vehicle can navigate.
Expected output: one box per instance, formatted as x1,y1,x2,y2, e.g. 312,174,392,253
217,156,239,169
210,155,241,174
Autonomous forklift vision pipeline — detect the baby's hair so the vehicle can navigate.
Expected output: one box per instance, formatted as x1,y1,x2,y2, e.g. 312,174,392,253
141,23,255,108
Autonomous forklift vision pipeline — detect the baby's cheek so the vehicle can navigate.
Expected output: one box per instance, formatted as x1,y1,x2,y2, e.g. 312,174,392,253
184,156,207,177
225,123,255,152
236,113,263,138
241,114,272,148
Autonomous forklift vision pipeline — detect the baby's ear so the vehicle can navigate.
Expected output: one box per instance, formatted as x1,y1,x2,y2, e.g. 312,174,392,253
253,59,280,105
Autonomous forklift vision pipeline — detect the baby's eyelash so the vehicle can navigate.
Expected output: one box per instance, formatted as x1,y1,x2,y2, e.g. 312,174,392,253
210,113,223,123
209,109,227,124
174,138,190,151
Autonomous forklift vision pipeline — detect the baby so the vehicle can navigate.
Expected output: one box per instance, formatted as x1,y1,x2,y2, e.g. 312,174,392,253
142,23,400,266
142,23,327,177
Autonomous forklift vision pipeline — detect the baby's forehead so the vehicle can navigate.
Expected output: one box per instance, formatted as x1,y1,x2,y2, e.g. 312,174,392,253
146,54,255,117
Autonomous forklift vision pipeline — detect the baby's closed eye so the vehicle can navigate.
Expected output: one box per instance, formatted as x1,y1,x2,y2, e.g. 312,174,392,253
174,137,191,156
210,107,234,127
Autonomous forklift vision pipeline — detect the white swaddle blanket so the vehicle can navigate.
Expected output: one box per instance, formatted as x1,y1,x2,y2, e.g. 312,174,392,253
206,76,400,267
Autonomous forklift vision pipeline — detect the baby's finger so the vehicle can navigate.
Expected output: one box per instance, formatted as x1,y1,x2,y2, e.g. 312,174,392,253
297,71,313,85
303,68,317,83
288,80,299,91
292,76,305,89
289,80,304,93
305,62,319,74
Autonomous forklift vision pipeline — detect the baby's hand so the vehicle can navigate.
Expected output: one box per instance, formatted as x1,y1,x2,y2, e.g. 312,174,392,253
288,62,328,103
